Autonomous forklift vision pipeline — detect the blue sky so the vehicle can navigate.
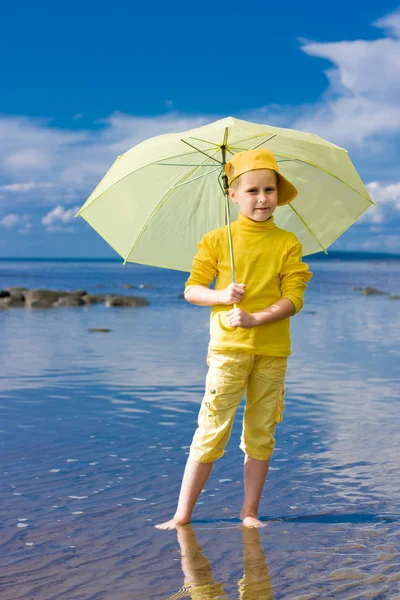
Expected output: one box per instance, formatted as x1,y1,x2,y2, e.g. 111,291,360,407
0,0,399,257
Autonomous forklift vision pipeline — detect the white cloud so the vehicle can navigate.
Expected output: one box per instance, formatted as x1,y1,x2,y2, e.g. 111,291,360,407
0,182,55,193
5,149,48,169
0,112,211,211
367,181,400,207
0,213,31,229
43,225,75,233
374,7,400,37
41,205,81,231
0,213,19,228
294,10,400,146
357,181,400,224
18,222,32,235
355,235,400,251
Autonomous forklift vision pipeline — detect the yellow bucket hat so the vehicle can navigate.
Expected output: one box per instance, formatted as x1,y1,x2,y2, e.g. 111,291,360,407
225,148,298,206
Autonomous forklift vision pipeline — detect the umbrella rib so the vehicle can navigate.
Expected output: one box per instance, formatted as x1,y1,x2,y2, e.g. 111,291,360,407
123,185,176,265
217,177,225,196
231,130,344,150
188,136,220,147
77,149,222,216
226,140,375,205
123,151,223,264
223,126,229,148
227,135,277,153
273,152,376,205
76,161,155,217
288,203,328,255
323,203,376,249
231,133,275,145
169,146,222,187
228,145,254,151
229,129,372,250
227,130,374,206
173,165,222,188
155,163,220,167
251,134,277,149
181,139,223,164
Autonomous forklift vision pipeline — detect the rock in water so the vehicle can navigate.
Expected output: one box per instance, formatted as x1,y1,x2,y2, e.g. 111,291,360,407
54,293,86,307
1,290,25,306
24,289,62,308
361,287,388,296
81,294,106,304
8,291,25,306
0,297,11,309
105,295,149,307
2,287,149,309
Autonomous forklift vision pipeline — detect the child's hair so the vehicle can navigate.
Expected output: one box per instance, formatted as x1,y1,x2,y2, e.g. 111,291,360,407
228,176,240,191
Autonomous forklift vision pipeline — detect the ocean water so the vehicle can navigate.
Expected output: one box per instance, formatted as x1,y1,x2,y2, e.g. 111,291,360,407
0,257,399,599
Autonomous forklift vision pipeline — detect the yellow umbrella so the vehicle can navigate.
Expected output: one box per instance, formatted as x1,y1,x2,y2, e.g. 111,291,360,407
75,116,375,329
75,116,375,269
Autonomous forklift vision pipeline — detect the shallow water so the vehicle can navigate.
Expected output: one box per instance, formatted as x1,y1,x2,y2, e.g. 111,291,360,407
0,259,399,599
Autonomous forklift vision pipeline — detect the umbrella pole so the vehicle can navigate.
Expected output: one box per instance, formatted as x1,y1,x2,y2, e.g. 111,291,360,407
219,144,238,332
223,176,236,285
221,145,236,285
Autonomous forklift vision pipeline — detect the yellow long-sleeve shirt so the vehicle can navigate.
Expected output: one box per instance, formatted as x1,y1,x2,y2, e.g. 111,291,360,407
184,212,313,357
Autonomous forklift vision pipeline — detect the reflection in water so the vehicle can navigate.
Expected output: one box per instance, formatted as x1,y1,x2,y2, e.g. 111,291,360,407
166,525,273,600
238,526,274,600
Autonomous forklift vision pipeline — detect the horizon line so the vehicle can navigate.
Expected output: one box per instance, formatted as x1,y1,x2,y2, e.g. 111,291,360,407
1,249,400,262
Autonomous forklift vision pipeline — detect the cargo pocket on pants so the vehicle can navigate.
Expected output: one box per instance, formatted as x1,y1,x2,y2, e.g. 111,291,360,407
202,377,221,423
274,384,286,423
202,372,242,424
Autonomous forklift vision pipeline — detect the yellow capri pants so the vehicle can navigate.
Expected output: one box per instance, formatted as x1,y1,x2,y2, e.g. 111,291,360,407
189,350,287,463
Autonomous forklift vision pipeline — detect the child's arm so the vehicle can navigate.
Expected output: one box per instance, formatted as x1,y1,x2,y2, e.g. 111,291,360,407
227,298,294,328
185,282,246,307
250,298,295,325
184,232,246,307
226,237,312,329
279,237,313,315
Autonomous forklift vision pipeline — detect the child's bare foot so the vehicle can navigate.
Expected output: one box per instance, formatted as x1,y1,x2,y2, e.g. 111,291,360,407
155,516,191,530
242,515,267,528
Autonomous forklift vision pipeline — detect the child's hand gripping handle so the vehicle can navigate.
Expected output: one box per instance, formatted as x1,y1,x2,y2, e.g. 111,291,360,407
217,283,246,333
218,304,238,332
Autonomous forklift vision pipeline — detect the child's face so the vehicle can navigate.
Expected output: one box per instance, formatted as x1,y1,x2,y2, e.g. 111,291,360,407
228,169,278,222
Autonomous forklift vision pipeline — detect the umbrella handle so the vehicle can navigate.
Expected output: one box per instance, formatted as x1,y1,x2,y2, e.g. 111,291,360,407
217,303,238,333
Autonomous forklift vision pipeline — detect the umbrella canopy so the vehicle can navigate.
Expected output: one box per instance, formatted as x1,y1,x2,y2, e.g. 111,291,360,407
75,116,375,270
